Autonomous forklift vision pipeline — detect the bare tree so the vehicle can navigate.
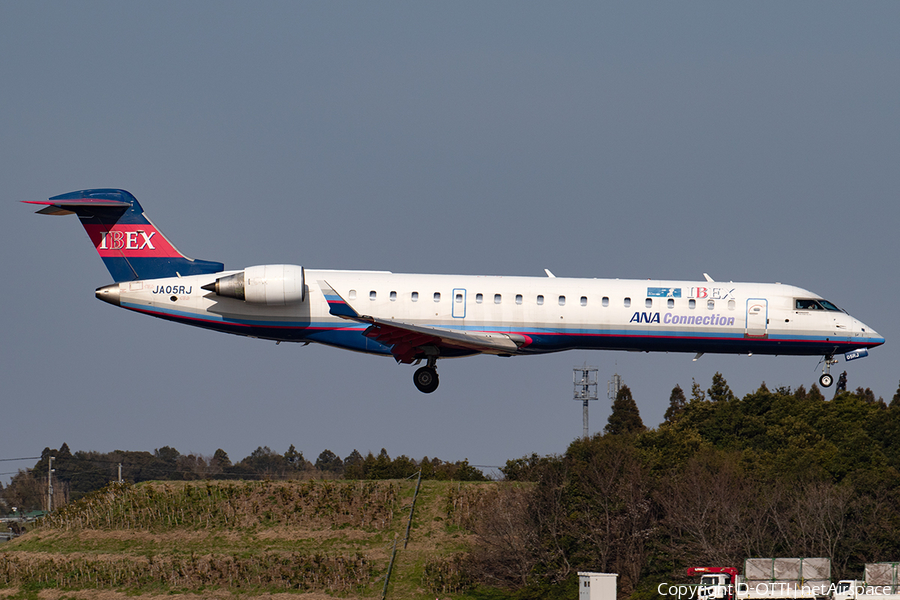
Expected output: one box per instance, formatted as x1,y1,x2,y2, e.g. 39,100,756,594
467,483,544,588
659,451,774,566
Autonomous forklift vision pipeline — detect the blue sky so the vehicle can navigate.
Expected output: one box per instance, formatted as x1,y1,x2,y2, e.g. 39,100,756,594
2,2,899,481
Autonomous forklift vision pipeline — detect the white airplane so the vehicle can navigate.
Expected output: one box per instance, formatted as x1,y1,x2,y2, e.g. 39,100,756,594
26,189,884,393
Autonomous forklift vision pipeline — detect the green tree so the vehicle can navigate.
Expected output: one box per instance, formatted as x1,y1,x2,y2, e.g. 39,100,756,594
238,446,287,478
452,459,488,481
605,384,645,435
2,469,44,512
343,450,364,479
854,387,880,405
366,449,393,479
211,448,231,469
284,444,305,468
502,453,554,481
808,383,825,402
707,372,735,403
315,449,343,473
891,381,900,408
690,378,706,403
155,446,180,463
664,384,687,423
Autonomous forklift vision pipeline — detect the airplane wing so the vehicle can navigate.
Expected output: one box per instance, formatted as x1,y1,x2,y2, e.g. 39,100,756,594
319,281,528,363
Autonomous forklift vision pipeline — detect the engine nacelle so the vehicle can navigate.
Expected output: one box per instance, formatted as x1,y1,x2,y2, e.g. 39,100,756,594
203,264,306,305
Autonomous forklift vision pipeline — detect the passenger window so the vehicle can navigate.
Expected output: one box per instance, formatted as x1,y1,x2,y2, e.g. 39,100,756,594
516,294,523,305
494,294,502,304
667,298,675,309
390,291,397,301
728,299,735,310
559,295,566,306
476,293,483,304
411,291,418,302
624,297,631,308
602,296,609,307
433,292,441,302
349,290,357,300
537,295,544,305
455,293,463,303
580,296,587,306
707,300,715,310
369,291,376,300
645,298,652,308
689,299,696,309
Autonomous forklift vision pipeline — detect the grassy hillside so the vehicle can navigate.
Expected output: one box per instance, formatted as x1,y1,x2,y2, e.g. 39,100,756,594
0,479,497,600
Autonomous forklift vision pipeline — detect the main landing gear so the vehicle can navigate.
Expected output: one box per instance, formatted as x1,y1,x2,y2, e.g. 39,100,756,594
819,354,837,388
413,357,440,394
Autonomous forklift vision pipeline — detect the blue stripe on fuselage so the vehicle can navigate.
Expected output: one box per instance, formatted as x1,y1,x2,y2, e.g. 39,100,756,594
119,301,878,358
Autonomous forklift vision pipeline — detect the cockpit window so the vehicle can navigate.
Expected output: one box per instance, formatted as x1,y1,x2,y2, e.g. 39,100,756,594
796,299,823,310
796,298,843,312
819,300,842,312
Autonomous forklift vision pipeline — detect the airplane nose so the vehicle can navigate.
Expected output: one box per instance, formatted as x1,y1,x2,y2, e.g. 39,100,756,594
95,283,121,307
858,320,885,347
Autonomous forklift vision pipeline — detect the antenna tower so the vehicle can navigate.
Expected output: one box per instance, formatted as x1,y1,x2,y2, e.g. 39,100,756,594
608,373,622,401
573,365,599,439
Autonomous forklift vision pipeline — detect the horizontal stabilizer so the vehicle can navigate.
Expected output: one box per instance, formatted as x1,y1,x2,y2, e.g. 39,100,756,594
24,198,132,216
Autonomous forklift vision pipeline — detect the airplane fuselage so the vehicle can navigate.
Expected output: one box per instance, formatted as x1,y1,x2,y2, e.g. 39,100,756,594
97,269,882,360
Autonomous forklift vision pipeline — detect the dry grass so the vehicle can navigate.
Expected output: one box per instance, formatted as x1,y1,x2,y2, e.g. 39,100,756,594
1,479,500,599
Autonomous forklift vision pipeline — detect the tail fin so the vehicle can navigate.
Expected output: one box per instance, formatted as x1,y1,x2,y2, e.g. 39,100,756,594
24,188,224,282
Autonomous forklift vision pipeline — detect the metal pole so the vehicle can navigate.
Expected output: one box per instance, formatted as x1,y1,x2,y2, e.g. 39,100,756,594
381,535,398,600
404,470,422,549
47,456,55,512
118,463,122,483
583,399,589,439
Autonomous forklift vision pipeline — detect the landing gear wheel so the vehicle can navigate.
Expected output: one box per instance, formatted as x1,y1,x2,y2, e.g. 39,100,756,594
413,366,439,394
819,373,834,388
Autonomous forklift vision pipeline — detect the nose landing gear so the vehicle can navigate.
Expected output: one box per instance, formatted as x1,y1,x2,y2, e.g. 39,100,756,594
413,356,440,393
818,354,837,388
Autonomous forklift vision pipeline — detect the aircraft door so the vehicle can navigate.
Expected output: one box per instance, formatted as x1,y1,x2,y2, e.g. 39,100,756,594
452,288,466,318
745,298,768,338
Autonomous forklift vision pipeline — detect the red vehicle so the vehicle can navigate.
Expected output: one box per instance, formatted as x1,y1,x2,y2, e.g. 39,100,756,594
687,567,739,600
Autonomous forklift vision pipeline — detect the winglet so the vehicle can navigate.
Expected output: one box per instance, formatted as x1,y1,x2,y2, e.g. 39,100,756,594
319,281,361,319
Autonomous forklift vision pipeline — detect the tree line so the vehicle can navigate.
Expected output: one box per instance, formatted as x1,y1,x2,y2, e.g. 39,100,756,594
0,444,486,512
463,374,900,599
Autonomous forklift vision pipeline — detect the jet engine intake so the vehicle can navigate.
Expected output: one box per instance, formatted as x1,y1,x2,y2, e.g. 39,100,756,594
202,264,305,305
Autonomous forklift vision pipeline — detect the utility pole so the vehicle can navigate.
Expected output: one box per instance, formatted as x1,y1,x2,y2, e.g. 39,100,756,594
47,456,55,512
118,463,123,483
573,365,599,439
